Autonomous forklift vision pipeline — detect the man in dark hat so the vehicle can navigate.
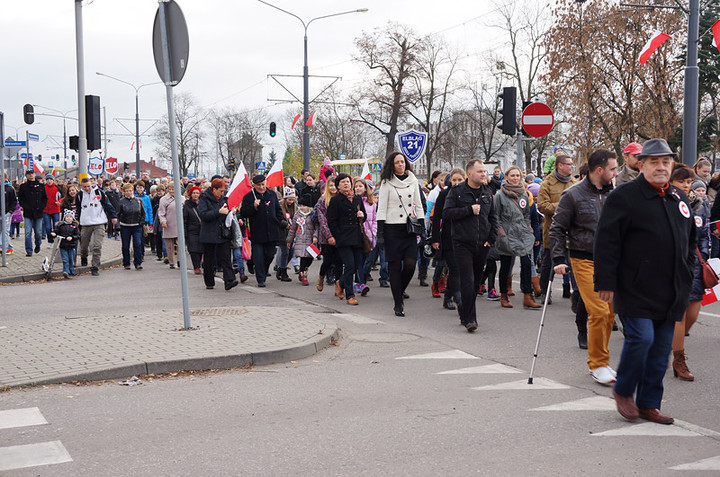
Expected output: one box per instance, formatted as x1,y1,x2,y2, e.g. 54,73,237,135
240,174,283,287
594,138,695,425
17,170,47,256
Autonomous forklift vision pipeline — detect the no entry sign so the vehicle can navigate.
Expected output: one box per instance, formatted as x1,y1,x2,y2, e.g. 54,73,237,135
521,102,554,138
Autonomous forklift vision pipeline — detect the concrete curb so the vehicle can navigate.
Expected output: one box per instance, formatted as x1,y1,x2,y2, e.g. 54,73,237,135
0,257,123,284
2,322,340,388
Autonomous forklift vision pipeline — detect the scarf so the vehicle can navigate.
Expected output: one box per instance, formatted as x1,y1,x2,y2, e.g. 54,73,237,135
501,182,526,200
650,182,669,197
340,188,354,200
554,170,573,183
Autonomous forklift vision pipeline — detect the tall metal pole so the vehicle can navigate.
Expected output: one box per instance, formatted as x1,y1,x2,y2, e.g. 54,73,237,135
158,0,191,329
1,112,6,267
74,0,88,179
303,31,310,172
682,0,700,166
516,131,524,169
63,118,68,180
135,92,141,177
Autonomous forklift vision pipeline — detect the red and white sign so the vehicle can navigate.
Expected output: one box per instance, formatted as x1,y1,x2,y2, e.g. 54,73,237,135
679,201,690,219
521,102,554,138
88,156,104,176
104,157,118,175
519,198,527,208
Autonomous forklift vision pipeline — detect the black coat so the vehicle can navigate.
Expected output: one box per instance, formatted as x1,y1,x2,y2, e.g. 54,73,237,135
240,188,283,244
3,183,17,214
326,193,366,248
594,174,696,323
442,181,497,247
430,186,453,253
54,221,81,250
17,180,47,219
198,188,230,244
117,196,145,225
183,199,203,253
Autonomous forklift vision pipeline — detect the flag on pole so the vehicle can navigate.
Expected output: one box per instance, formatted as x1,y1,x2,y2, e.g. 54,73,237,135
33,161,44,175
305,111,317,126
306,243,321,258
226,162,252,210
266,158,284,188
291,113,302,130
638,30,670,64
712,19,720,53
360,159,372,181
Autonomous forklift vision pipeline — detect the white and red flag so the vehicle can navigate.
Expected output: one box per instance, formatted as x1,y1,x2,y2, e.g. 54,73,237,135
306,243,321,258
360,159,372,182
291,113,302,130
226,161,252,210
24,157,44,175
638,30,670,65
266,158,284,189
711,20,720,53
305,111,317,127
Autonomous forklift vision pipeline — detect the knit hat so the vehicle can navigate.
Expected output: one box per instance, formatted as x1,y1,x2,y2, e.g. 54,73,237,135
63,209,75,220
298,194,313,207
692,180,706,191
45,174,54,181
188,186,201,196
283,187,296,198
323,157,332,167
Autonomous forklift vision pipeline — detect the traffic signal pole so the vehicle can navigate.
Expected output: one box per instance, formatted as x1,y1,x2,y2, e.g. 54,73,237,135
74,0,88,180
682,0,699,166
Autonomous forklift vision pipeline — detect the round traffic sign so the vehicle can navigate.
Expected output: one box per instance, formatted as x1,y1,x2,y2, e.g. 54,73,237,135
521,102,554,138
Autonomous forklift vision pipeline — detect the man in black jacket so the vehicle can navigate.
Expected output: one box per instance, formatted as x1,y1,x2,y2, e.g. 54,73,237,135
17,170,47,256
595,139,695,425
240,174,284,287
550,149,617,383
443,160,497,332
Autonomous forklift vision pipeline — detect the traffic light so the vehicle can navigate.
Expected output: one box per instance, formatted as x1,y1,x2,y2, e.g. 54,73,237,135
520,101,532,137
69,135,79,152
71,155,76,164
85,95,101,151
37,154,42,162
269,122,276,137
23,104,34,125
497,87,517,136
123,163,129,171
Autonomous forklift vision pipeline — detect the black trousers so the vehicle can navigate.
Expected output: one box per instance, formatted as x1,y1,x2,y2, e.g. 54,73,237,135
336,246,361,298
203,241,234,287
453,241,489,325
251,242,277,285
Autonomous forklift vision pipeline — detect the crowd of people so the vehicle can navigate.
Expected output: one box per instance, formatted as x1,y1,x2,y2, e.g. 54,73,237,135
2,138,715,426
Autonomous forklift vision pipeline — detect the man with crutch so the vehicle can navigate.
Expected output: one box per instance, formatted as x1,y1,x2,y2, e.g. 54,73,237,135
594,138,695,425
550,149,618,385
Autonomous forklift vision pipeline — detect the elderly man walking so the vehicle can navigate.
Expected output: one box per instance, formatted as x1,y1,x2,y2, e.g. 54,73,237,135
594,139,695,425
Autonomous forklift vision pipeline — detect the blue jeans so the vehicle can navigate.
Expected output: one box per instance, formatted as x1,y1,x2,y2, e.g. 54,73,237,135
251,242,276,285
362,244,388,284
276,244,289,270
60,247,76,275
44,213,60,243
120,225,144,267
24,217,43,253
614,315,675,409
232,247,245,271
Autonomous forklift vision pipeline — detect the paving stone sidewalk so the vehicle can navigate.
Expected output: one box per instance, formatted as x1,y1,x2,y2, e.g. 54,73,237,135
0,235,123,283
0,306,339,388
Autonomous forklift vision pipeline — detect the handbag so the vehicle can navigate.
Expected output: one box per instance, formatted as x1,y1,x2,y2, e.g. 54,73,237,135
394,188,424,236
241,234,252,261
697,248,718,289
219,222,232,240
357,204,373,254
142,224,150,238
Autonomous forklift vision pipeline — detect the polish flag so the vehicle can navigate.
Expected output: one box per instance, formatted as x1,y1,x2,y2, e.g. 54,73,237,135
305,111,317,127
33,161,45,175
291,113,302,130
306,243,321,258
712,20,720,53
638,30,670,65
226,161,252,210
360,159,372,181
266,158,284,189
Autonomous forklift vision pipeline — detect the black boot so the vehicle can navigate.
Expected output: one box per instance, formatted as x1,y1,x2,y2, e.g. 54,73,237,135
577,322,588,349
570,290,580,313
562,283,571,298
280,269,292,282
443,294,456,310
276,267,282,280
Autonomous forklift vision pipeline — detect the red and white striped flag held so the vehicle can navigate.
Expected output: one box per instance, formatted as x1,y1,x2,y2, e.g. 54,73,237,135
638,30,670,65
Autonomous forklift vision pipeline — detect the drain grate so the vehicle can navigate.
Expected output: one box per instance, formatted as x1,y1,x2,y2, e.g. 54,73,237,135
190,307,247,316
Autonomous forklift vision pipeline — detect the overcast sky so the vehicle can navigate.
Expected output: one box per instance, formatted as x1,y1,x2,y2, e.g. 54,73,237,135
1,0,503,170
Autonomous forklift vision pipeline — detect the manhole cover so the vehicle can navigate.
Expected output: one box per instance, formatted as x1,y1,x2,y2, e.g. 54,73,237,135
190,307,247,316
352,333,420,343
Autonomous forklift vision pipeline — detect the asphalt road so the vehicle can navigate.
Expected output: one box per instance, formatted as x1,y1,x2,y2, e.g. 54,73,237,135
1,258,719,475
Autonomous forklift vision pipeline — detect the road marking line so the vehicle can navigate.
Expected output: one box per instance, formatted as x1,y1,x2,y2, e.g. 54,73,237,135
592,422,701,437
0,408,48,430
529,396,616,411
436,364,522,375
673,419,720,438
331,313,385,325
0,441,72,472
239,286,271,294
669,454,720,470
0,326,6,330
472,378,570,391
699,311,720,318
396,350,480,360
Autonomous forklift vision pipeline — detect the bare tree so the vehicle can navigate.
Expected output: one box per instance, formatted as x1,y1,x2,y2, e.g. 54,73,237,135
207,106,269,174
154,92,206,175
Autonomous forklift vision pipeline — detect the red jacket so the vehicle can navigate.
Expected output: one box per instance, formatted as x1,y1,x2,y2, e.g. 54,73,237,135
44,183,62,214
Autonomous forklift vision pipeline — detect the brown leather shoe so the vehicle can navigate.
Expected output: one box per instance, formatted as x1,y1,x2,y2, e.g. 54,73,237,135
638,408,674,425
335,281,344,300
613,389,639,421
346,297,359,305
531,276,541,297
523,293,541,309
500,293,513,308
507,276,515,296
672,350,694,381
316,275,324,292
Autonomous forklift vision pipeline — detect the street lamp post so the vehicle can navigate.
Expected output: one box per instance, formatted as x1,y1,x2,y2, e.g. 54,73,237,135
257,1,368,171
96,72,161,177
32,106,77,180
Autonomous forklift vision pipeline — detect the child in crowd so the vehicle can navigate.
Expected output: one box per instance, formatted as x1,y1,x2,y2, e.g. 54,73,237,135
286,194,318,286
10,203,23,238
276,187,298,281
52,209,81,278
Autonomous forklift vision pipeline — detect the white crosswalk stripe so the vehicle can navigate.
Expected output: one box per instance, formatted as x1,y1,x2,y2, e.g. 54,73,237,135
436,364,522,375
669,455,720,470
396,350,480,360
0,407,73,472
592,422,703,437
471,377,571,390
530,396,616,412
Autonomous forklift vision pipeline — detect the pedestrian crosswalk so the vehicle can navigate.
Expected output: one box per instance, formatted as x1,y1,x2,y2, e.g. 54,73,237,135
396,349,720,472
0,407,72,472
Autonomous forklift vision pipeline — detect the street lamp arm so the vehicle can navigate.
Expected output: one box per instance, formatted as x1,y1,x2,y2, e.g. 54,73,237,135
257,0,307,29
138,81,163,92
96,71,138,92
307,9,368,29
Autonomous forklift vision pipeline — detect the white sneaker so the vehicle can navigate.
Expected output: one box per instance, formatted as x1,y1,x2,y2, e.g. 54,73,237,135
607,366,617,379
590,367,617,386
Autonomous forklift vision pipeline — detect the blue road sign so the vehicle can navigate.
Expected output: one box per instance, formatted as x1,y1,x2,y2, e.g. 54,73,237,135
27,133,40,141
4,140,26,147
339,153,347,161
396,129,427,164
20,153,33,160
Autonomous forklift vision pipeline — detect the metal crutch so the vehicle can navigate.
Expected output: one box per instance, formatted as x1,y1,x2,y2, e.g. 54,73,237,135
528,270,558,384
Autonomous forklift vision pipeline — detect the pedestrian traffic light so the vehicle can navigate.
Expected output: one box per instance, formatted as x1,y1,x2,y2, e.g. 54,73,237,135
269,122,276,137
497,87,517,136
69,135,79,152
23,104,34,125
